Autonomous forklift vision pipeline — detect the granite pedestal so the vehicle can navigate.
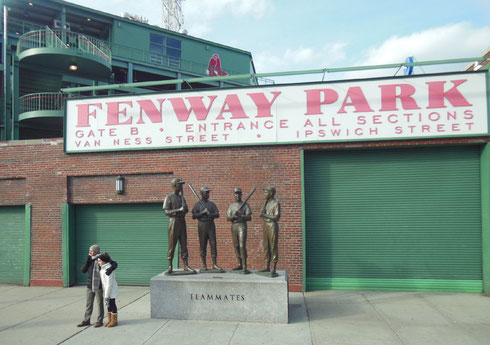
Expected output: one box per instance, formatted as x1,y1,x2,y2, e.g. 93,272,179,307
151,270,288,324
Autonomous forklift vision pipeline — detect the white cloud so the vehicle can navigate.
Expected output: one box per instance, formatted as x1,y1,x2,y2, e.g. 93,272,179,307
253,52,283,72
363,22,489,63
254,22,490,83
67,0,274,34
346,22,490,79
254,42,348,74
183,0,273,37
184,0,272,20
319,42,349,67
284,47,316,65
66,0,162,26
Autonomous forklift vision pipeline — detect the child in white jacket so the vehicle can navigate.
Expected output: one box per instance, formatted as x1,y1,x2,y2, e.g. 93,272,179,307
98,253,119,327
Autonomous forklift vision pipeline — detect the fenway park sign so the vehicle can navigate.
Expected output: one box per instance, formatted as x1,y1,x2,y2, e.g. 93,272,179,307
64,72,488,152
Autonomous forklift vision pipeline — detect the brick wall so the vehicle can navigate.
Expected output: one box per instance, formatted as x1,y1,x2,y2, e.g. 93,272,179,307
0,138,304,290
1,136,488,290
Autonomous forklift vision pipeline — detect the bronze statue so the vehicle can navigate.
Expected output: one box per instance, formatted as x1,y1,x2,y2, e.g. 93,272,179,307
190,185,223,272
259,186,281,277
163,178,195,274
226,187,254,274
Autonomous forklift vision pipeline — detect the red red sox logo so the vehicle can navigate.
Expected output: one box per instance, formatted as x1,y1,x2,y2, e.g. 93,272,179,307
207,54,228,76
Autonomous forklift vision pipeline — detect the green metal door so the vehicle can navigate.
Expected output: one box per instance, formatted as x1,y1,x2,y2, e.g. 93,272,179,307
0,207,26,284
305,146,482,292
75,203,168,285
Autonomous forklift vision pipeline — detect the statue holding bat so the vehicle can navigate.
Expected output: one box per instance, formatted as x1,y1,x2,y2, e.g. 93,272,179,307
190,184,223,272
162,178,195,274
226,187,254,274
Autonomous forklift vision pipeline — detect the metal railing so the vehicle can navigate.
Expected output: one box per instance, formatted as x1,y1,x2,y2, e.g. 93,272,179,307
17,28,111,63
19,92,69,114
45,26,67,49
8,18,44,36
60,56,488,94
111,43,245,78
13,25,253,84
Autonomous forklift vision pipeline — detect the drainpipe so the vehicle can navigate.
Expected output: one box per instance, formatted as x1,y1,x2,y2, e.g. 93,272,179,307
11,50,17,139
2,5,9,141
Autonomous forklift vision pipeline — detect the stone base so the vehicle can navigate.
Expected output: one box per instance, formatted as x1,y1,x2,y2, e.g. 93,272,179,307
151,270,289,323
164,269,197,276
255,270,279,278
199,268,225,273
229,269,251,275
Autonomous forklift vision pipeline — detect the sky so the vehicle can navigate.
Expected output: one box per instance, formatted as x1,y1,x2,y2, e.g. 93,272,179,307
66,0,490,82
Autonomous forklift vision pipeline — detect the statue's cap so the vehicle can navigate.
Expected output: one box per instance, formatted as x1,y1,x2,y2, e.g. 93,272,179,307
200,186,211,193
171,178,185,186
263,186,276,193
234,187,242,193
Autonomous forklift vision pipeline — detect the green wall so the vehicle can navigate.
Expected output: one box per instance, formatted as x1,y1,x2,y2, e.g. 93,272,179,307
111,19,252,75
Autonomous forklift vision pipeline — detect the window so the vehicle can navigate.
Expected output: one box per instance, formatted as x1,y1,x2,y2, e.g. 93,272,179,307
149,33,181,68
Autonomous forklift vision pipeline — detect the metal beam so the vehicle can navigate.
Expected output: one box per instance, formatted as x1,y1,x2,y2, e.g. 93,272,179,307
60,57,488,94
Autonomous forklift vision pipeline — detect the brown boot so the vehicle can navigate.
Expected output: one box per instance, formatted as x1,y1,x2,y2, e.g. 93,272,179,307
104,312,112,327
107,313,117,327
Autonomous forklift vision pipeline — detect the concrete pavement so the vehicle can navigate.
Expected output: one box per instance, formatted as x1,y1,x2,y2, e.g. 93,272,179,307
1,284,490,345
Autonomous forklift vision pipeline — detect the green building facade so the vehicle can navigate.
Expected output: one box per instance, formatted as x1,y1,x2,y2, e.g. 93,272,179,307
0,0,255,140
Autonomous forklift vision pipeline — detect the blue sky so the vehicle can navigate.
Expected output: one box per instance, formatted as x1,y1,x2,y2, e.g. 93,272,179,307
67,0,489,81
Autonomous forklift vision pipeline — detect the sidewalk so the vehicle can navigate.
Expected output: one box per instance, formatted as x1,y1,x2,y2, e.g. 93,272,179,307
1,284,490,345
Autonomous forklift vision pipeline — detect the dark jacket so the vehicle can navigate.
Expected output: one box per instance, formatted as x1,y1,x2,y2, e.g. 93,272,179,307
81,255,118,290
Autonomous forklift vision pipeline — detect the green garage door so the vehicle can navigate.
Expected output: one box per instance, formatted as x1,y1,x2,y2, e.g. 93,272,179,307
0,207,26,284
305,146,482,292
75,204,168,285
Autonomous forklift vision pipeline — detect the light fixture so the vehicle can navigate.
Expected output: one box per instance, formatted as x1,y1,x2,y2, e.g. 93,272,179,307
28,2,34,6
69,64,78,71
116,175,124,194
86,18,92,22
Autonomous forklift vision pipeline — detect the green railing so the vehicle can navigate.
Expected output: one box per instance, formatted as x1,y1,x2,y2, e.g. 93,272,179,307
10,18,257,84
17,28,111,64
8,18,44,36
110,43,243,77
61,57,488,94
19,92,69,114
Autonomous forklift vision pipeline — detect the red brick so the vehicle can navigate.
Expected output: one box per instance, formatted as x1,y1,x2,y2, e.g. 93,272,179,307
1,135,488,289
